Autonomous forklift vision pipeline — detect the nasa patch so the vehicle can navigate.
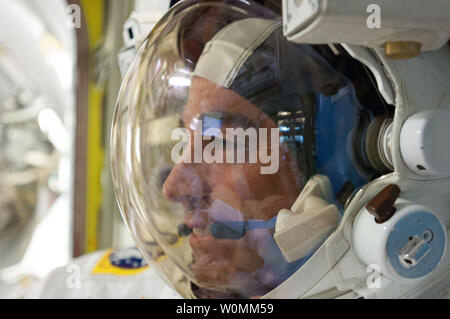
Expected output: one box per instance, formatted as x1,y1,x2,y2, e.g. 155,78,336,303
92,248,149,276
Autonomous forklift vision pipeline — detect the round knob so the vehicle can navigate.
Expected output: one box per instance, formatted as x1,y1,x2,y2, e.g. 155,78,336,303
353,197,447,283
366,184,401,223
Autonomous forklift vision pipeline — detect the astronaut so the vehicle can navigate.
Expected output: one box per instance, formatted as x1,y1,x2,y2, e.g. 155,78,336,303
111,0,450,299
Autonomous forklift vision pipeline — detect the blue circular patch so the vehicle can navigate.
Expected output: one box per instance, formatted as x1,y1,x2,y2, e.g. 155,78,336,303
109,248,148,269
387,211,446,279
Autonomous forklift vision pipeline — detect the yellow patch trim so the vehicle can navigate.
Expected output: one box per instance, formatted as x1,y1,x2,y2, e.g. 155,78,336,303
92,249,149,276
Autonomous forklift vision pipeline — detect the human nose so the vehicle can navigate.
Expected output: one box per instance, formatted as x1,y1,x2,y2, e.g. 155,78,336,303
162,163,190,201
162,161,209,203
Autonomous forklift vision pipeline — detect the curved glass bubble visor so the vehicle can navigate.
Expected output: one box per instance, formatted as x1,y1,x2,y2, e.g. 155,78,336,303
111,0,380,299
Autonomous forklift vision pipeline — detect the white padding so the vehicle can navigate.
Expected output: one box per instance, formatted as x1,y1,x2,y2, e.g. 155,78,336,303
274,175,340,262
193,18,280,88
400,109,450,176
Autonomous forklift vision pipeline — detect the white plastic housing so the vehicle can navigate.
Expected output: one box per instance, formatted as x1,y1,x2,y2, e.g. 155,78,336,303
400,109,450,176
122,11,166,48
352,199,444,284
283,0,450,51
275,175,339,262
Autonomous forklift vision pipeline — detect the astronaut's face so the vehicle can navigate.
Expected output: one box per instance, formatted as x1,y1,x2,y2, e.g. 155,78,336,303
162,76,302,294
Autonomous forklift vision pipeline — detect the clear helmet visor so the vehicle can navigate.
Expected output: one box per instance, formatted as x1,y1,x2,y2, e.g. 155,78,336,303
112,0,379,298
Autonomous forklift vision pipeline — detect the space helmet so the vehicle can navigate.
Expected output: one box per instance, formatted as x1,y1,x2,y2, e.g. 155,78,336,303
111,0,396,298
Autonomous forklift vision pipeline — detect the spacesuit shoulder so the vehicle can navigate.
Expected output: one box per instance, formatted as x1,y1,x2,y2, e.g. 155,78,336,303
25,247,182,299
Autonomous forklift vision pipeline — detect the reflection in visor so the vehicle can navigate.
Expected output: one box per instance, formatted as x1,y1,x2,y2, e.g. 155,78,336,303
210,217,277,240
178,198,278,240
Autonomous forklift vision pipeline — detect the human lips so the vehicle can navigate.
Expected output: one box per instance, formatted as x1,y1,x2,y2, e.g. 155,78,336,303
189,227,217,254
184,210,212,238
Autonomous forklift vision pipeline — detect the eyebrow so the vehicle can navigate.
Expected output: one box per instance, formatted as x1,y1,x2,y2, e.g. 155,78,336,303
181,111,259,130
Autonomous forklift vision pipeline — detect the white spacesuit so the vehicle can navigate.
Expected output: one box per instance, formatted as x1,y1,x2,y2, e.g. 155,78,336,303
110,0,450,299
26,247,182,299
